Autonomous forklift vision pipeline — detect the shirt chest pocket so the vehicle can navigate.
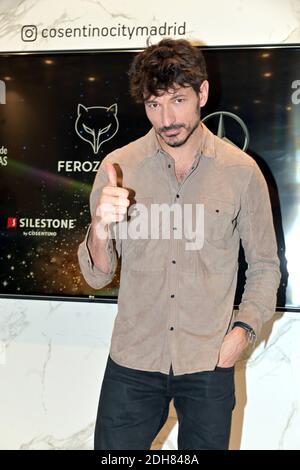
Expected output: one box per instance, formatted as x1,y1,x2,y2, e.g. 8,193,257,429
202,198,236,242
122,197,167,271
127,197,153,241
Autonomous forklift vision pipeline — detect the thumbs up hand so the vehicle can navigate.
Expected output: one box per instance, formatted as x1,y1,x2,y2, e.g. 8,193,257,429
105,161,118,187
95,161,130,231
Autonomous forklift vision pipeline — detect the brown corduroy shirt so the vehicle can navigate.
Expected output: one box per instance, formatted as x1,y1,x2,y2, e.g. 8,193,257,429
78,123,281,376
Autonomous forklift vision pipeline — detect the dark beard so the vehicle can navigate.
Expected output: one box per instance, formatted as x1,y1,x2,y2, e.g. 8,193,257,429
158,105,201,148
163,119,200,147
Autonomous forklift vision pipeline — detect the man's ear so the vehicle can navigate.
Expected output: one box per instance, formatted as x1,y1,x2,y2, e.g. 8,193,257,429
199,80,209,107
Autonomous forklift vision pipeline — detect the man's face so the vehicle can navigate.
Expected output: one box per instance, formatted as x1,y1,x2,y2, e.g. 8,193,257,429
144,82,208,148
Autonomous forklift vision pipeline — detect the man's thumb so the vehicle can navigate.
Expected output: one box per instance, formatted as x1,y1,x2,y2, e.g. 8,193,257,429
105,161,117,187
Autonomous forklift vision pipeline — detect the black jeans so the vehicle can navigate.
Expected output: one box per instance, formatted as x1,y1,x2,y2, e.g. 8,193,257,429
94,355,235,450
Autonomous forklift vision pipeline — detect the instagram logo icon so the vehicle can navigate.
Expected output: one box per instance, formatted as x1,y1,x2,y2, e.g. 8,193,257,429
21,25,37,41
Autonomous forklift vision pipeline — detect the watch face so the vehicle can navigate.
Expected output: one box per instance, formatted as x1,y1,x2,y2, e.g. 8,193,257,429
248,329,256,343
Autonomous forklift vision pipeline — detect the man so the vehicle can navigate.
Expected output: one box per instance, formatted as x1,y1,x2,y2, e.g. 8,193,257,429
78,38,281,450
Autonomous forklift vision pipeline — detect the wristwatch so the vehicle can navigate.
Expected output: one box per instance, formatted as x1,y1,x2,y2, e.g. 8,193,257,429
233,321,256,343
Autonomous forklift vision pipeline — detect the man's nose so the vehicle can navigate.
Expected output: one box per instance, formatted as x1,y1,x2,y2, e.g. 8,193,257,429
161,106,176,128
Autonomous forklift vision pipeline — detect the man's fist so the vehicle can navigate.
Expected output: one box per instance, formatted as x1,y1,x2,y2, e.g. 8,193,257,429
94,162,130,236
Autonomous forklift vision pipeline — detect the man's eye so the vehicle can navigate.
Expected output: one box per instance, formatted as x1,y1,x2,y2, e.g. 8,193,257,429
175,98,184,103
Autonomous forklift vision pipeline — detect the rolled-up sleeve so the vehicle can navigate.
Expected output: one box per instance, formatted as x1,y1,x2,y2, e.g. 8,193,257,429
78,224,118,290
77,157,120,290
236,162,281,336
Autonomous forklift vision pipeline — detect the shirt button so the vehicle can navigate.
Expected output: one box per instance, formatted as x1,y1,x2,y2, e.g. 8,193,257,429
170,294,175,298
168,164,171,168
170,327,174,331
173,227,177,230
176,194,180,198
172,260,176,264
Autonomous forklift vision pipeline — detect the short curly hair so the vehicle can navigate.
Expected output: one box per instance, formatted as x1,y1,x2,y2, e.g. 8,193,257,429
128,38,208,103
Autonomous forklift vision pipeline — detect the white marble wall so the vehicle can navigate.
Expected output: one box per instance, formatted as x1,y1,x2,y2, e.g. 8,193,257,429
1,0,300,450
0,0,300,52
0,298,115,450
0,298,300,450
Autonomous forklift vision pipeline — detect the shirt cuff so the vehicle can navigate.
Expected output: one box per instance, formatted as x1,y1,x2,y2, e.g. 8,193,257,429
77,224,117,289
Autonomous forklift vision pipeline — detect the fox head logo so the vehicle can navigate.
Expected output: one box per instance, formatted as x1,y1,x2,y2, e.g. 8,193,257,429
75,103,119,154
